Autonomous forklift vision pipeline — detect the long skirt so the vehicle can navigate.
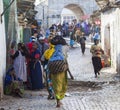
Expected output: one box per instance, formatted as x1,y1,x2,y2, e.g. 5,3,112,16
30,61,43,90
51,72,67,100
5,81,24,97
80,43,85,54
92,57,102,74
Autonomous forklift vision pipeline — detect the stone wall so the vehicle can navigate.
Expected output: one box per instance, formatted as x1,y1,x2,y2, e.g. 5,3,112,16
101,8,120,73
0,0,7,99
35,0,98,28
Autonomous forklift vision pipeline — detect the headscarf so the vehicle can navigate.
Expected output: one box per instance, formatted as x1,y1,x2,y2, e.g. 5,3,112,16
44,43,55,60
50,35,67,45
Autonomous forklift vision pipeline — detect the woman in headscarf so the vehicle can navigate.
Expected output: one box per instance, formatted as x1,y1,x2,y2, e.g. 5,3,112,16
4,67,24,97
90,37,104,78
48,35,68,107
79,32,86,55
30,42,44,90
11,43,27,82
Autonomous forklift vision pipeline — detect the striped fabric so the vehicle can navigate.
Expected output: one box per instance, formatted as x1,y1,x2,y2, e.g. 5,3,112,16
48,60,68,74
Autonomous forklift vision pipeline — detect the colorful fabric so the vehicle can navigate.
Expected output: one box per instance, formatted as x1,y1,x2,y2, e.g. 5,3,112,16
5,81,24,97
4,67,24,97
44,43,55,60
93,33,100,40
49,45,64,61
70,40,74,46
27,42,33,54
48,60,67,74
47,44,67,101
90,44,103,58
13,51,27,82
51,71,67,100
44,65,55,99
30,49,44,90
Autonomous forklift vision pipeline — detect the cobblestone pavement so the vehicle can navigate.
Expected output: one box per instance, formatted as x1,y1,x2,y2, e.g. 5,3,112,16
0,38,120,110
67,38,117,83
0,83,120,110
63,83,120,110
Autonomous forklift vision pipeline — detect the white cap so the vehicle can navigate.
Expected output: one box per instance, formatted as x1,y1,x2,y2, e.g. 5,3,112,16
32,38,37,42
39,36,45,40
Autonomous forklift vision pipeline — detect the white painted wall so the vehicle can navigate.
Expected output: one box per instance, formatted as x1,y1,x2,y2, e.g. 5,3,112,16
0,1,7,98
101,8,120,73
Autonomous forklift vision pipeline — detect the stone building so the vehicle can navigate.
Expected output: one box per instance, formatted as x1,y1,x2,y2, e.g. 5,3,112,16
96,0,120,75
0,0,7,99
0,0,36,99
35,0,99,28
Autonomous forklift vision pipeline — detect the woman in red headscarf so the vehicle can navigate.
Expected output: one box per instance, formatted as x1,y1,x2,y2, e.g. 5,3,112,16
29,42,44,90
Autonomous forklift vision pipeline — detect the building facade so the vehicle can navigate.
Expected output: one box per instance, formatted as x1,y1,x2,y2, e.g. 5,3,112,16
97,0,120,75
101,8,120,74
35,0,98,28
0,0,7,99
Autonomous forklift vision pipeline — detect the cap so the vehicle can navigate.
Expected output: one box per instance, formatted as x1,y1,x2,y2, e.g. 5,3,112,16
39,36,45,40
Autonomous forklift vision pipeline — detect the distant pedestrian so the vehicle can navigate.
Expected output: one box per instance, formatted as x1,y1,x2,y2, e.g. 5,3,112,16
75,28,81,43
79,33,86,55
90,38,104,78
69,29,76,48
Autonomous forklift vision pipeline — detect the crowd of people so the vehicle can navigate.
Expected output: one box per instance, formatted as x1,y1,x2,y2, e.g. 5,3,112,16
4,19,104,108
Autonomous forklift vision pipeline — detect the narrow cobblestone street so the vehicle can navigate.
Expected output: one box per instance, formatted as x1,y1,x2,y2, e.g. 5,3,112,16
1,0,120,110
0,39,120,110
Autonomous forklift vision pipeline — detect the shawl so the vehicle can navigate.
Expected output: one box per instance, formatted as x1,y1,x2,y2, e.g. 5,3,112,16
49,45,64,61
44,43,55,60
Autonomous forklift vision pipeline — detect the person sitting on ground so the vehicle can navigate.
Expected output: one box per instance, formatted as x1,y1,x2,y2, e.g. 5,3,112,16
4,67,24,97
79,32,86,55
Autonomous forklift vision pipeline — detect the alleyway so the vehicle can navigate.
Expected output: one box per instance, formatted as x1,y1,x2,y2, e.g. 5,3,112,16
0,38,120,110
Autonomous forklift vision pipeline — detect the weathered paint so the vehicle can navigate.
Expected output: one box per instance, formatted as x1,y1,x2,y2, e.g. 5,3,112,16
0,0,7,99
101,8,120,73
